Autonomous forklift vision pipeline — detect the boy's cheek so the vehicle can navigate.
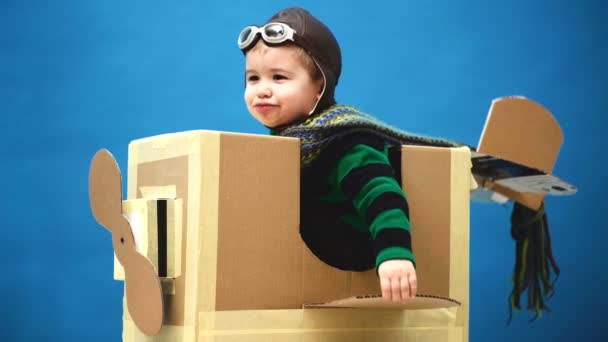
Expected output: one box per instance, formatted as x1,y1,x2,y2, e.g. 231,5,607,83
243,88,253,104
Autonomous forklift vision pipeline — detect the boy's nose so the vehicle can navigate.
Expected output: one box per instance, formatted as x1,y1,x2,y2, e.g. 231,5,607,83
256,84,272,98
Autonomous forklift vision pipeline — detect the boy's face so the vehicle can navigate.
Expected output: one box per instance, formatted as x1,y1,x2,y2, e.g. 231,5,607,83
244,41,323,128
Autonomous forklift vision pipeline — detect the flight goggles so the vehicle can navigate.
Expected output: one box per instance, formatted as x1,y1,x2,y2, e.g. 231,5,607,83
238,22,297,50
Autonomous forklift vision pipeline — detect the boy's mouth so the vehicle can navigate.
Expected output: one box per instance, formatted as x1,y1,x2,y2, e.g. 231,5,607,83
254,103,278,113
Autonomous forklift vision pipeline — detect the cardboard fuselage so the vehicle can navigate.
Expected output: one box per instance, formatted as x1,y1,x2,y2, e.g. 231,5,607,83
117,131,471,341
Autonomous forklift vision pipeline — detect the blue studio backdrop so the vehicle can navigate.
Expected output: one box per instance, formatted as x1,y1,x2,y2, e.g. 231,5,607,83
1,0,606,340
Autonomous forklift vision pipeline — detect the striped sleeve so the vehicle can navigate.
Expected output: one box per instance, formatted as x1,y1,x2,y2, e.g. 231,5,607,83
335,143,416,269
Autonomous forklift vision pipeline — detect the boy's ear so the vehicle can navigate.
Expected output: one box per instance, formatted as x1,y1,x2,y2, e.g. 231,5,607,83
316,79,325,99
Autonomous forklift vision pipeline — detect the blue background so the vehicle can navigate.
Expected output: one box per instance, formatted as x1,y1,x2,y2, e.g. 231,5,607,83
1,0,606,340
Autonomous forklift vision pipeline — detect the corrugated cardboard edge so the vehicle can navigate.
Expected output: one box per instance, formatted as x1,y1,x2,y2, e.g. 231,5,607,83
303,294,460,310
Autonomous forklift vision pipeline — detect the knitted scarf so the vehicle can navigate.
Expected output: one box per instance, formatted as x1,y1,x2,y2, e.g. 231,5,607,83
274,104,559,321
274,104,463,168
508,202,560,322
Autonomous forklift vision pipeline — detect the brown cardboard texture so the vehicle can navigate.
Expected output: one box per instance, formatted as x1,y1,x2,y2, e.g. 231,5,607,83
106,130,471,341
89,150,164,336
477,96,563,210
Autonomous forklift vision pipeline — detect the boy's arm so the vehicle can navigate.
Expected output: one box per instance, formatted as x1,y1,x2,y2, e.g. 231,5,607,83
334,143,417,301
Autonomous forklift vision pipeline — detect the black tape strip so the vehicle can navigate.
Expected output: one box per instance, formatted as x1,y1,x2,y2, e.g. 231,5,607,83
366,191,410,224
341,163,394,198
373,228,412,257
157,200,167,278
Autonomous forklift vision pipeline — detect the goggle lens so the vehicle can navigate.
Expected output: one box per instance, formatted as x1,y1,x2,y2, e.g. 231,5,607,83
264,24,285,39
238,27,253,45
238,22,296,50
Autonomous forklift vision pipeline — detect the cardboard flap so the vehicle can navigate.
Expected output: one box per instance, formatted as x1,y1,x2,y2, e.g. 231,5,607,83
303,294,460,310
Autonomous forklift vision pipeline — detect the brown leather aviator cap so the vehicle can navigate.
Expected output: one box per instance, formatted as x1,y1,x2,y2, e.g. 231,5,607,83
259,7,342,113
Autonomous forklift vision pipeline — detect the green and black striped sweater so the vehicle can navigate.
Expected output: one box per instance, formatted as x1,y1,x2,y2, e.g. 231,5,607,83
311,140,414,271
271,105,460,271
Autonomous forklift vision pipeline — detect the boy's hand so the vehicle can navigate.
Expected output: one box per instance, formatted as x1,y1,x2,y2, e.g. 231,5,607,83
378,259,417,302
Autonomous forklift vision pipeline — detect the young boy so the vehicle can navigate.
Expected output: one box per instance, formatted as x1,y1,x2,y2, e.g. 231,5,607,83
238,7,460,303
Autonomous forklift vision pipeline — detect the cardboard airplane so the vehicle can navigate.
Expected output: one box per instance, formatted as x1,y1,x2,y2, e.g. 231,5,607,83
88,96,575,337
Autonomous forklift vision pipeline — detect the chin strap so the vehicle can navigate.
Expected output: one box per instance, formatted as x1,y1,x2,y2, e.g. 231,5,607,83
508,201,560,322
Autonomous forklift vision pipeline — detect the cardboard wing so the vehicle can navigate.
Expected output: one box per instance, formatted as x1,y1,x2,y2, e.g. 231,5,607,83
471,96,577,210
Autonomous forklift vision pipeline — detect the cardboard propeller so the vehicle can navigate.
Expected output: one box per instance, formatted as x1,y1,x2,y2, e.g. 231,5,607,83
89,149,164,336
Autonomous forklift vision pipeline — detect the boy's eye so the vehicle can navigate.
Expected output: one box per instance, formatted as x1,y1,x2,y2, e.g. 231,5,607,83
273,74,288,81
247,75,259,82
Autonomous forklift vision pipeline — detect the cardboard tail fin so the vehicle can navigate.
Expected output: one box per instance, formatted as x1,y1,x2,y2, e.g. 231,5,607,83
477,97,564,321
